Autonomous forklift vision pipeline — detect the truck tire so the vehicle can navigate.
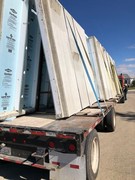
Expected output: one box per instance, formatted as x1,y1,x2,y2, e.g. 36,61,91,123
85,129,100,180
104,107,116,132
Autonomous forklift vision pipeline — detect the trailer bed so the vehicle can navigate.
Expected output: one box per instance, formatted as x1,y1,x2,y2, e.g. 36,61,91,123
0,102,115,135
0,112,100,134
0,101,115,157
0,114,55,128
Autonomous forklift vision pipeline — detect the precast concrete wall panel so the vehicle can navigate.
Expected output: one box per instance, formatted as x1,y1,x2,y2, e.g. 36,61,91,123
96,39,114,99
104,52,120,97
64,10,96,108
72,20,97,105
103,51,117,98
107,55,121,95
88,37,109,100
87,37,103,100
36,0,83,118
35,0,97,118
87,36,121,101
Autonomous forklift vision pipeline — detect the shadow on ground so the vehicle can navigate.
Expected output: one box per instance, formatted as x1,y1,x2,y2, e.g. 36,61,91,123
116,111,135,121
0,161,49,180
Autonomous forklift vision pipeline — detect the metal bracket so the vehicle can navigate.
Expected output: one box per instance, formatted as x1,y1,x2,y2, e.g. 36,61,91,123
31,147,48,158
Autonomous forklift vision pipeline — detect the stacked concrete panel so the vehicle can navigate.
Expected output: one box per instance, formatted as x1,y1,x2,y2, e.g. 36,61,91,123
104,52,122,96
0,0,122,120
87,36,121,101
35,0,97,118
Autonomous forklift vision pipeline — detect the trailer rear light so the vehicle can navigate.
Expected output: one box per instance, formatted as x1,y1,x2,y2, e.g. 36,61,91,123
48,141,55,149
68,144,76,152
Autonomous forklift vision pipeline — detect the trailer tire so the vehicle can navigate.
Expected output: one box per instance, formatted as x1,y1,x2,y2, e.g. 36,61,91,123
96,119,105,132
104,107,116,132
85,129,100,180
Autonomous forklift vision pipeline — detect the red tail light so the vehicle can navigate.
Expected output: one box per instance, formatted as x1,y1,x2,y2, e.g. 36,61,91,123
68,144,76,152
48,141,55,149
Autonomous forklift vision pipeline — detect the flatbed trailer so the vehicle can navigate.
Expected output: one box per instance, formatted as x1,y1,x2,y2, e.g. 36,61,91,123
0,0,122,179
0,101,116,180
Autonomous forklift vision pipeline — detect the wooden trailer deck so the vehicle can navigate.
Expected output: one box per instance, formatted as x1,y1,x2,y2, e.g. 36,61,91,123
0,101,115,134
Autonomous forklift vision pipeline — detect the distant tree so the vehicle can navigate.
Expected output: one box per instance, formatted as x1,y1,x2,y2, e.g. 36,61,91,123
132,80,135,86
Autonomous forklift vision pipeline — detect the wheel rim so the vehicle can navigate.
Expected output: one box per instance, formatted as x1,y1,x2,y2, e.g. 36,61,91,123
91,137,99,174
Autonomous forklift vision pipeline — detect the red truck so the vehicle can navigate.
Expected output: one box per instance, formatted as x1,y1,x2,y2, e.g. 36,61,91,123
118,74,128,102
118,74,125,89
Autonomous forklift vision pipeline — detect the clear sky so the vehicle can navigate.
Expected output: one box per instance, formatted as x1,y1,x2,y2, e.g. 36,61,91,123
60,0,135,78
